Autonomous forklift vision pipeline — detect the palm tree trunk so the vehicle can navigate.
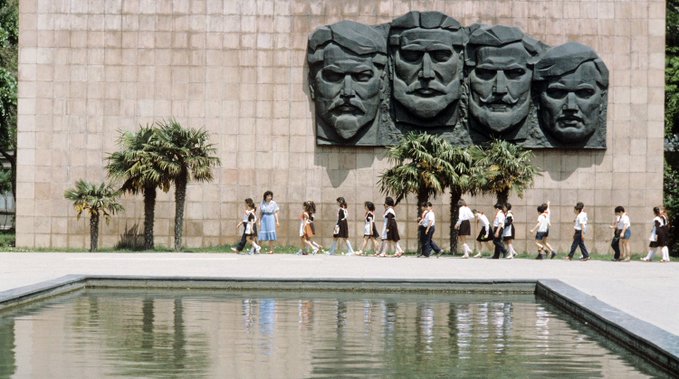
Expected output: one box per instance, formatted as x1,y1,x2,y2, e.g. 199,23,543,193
143,183,156,250
90,213,99,252
497,189,509,206
449,188,462,254
173,171,188,252
416,189,428,255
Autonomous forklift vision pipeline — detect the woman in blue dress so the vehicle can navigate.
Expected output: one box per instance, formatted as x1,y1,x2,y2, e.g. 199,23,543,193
258,191,280,254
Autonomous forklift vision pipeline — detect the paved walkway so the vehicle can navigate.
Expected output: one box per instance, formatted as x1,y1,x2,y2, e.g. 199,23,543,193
1,252,677,336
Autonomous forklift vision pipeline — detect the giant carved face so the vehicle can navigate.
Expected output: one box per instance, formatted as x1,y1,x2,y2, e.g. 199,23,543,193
469,42,532,133
312,44,384,140
392,29,462,121
538,62,604,143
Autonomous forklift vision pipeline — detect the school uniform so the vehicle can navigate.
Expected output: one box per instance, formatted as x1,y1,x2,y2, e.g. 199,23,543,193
535,213,549,241
476,214,492,242
502,211,515,241
420,210,442,257
334,208,349,238
568,211,590,259
363,211,379,238
455,206,474,236
491,210,508,259
382,208,400,241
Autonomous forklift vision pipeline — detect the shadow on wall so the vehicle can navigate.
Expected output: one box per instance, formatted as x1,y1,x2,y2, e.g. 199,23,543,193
540,149,605,182
116,223,144,250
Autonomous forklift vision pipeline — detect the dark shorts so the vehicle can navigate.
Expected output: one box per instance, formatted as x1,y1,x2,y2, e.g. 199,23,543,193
535,231,548,241
458,220,471,236
649,241,659,248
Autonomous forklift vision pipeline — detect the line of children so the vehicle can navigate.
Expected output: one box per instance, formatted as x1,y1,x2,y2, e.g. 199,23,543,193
230,196,672,262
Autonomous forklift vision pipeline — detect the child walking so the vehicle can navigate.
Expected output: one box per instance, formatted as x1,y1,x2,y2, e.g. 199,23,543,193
529,203,555,259
491,203,508,259
419,202,443,257
642,207,665,262
328,197,355,256
610,206,631,261
356,201,379,255
567,202,590,261
502,203,517,259
234,198,261,255
378,197,403,257
297,201,322,255
455,199,475,258
473,209,493,258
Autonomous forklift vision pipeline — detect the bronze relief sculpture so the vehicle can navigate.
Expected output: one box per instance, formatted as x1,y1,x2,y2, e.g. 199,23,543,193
307,12,609,149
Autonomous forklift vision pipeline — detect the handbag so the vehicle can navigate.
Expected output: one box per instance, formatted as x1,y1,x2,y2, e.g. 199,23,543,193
333,224,340,235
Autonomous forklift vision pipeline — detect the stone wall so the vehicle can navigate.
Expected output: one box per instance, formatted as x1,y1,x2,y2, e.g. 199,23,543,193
16,0,665,254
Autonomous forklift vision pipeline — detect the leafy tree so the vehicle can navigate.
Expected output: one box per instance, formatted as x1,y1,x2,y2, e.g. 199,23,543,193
146,119,221,251
444,144,491,253
666,0,679,255
106,126,172,250
64,180,124,252
378,133,457,252
0,0,17,200
478,140,540,206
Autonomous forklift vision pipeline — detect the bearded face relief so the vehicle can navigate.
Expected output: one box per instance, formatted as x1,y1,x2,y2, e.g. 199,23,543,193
313,44,383,140
392,29,463,121
469,42,533,134
306,14,608,149
534,42,609,148
307,21,387,145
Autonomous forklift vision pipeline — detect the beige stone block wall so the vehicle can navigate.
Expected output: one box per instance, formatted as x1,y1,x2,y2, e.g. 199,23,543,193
17,0,665,254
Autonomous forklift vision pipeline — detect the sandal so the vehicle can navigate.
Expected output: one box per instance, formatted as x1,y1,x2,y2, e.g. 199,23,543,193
378,252,387,257
393,252,403,258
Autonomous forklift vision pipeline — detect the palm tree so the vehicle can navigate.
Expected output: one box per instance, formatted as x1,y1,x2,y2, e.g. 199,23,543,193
148,119,221,251
106,126,171,250
378,132,456,252
443,144,490,253
479,140,540,205
64,179,124,252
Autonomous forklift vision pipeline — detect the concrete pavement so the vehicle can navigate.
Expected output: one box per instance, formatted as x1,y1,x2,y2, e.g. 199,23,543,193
1,252,678,337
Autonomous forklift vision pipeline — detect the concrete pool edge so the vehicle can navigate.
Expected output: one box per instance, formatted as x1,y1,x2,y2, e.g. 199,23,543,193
0,275,677,375
536,279,679,375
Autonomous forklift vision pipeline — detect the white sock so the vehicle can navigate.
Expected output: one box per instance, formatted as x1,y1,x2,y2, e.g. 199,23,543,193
645,248,656,260
662,246,670,261
346,240,354,253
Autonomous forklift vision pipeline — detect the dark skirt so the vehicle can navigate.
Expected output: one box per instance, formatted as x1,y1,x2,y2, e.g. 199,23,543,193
656,228,668,247
476,226,492,242
385,218,400,242
458,220,471,236
334,219,349,238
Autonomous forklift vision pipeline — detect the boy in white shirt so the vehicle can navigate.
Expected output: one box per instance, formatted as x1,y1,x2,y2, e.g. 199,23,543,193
567,202,590,261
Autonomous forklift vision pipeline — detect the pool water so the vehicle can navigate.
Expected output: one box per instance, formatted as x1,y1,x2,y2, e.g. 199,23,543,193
0,289,665,378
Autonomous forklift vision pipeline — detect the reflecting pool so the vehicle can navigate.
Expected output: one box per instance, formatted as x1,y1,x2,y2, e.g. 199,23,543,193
0,289,665,378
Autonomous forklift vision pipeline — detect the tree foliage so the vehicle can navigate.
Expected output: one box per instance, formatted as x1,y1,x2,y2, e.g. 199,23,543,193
667,0,679,256
0,0,17,199
64,180,124,251
106,125,171,250
146,119,221,251
478,140,540,205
